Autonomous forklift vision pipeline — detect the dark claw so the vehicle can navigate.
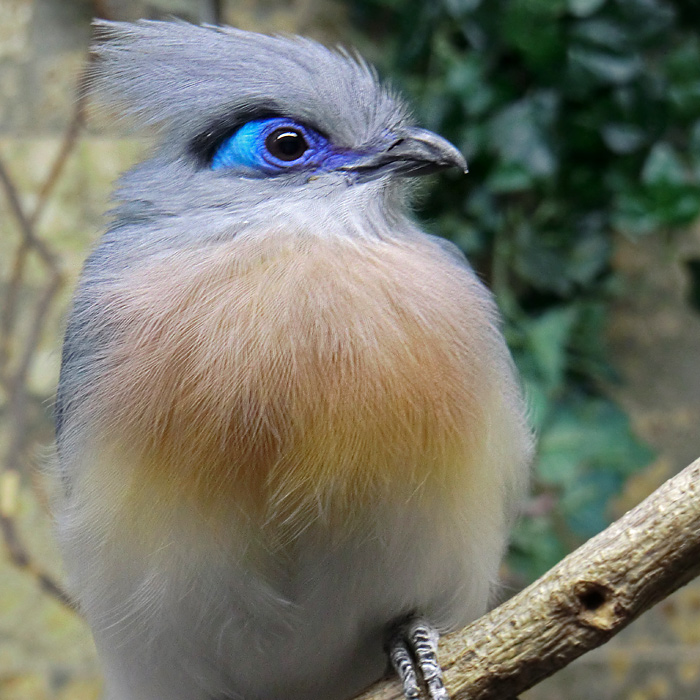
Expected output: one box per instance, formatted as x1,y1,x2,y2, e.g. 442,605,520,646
386,616,449,700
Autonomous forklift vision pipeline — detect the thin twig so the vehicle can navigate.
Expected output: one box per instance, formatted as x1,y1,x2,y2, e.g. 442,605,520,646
0,514,76,610
30,105,84,228
0,241,29,386
0,155,60,269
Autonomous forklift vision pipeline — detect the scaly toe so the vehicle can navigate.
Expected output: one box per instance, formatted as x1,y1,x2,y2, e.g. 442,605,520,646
386,616,449,700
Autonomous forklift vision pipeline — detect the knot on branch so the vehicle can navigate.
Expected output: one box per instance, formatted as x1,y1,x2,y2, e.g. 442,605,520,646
573,581,621,631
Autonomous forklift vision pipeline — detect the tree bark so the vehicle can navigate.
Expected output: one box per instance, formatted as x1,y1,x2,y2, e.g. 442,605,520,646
354,456,700,700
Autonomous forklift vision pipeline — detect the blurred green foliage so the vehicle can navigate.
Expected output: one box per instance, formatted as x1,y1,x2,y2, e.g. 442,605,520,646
348,0,700,579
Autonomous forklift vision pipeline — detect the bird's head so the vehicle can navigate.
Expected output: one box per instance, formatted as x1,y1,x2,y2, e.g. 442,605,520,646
88,20,466,257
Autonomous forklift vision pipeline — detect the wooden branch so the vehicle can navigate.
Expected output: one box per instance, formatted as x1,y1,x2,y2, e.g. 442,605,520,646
355,456,700,700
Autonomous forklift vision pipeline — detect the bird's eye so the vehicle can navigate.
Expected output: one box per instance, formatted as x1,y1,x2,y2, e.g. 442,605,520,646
207,117,328,173
266,128,308,162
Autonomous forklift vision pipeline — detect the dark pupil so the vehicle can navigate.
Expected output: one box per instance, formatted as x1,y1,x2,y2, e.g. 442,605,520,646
266,128,307,161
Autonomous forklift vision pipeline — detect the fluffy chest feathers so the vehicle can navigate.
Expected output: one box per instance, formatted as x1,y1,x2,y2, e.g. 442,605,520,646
77,230,506,536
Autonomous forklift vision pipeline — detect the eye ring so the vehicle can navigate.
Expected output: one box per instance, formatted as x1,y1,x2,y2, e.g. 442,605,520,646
265,127,308,162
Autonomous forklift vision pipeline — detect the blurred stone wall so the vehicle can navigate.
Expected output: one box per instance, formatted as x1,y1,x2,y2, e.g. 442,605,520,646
0,1,699,699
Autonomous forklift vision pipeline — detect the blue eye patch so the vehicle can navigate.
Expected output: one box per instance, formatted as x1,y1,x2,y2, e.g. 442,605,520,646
210,117,353,174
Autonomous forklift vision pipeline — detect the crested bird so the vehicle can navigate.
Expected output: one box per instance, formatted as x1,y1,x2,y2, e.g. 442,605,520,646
53,20,533,700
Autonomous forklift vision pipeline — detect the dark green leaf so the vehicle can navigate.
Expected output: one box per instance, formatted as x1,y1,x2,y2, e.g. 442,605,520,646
488,96,558,178
567,0,607,17
642,142,688,186
568,47,642,84
524,307,579,390
601,123,646,153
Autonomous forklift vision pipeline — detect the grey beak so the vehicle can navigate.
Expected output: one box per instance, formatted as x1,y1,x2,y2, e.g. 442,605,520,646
339,126,467,181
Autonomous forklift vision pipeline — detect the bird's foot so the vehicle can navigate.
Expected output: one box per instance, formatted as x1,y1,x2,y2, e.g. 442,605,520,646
386,616,449,700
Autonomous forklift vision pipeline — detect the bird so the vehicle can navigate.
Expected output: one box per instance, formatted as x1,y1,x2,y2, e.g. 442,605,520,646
52,19,533,700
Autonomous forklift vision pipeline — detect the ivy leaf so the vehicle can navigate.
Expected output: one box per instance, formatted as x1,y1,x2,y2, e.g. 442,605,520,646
443,0,482,15
568,47,641,84
642,142,687,186
524,307,579,391
601,123,646,153
509,515,568,579
567,0,607,17
570,18,630,51
690,120,700,176
561,470,621,537
486,162,534,193
488,94,558,178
